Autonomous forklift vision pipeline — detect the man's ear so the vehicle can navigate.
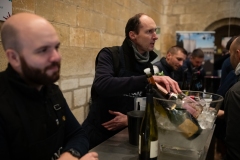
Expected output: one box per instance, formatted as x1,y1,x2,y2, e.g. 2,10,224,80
6,49,20,68
129,31,136,40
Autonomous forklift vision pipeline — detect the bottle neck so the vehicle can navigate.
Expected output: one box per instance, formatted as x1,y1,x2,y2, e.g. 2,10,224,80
146,74,177,100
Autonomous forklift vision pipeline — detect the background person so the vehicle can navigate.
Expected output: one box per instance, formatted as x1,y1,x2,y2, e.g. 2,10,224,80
182,48,205,91
0,13,98,160
82,13,181,149
224,36,240,160
154,46,187,86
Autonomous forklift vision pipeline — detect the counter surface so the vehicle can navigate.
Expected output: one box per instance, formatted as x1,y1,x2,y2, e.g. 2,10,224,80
90,127,214,160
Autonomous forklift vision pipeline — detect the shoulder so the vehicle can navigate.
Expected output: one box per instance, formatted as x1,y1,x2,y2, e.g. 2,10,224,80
153,58,164,68
96,46,120,62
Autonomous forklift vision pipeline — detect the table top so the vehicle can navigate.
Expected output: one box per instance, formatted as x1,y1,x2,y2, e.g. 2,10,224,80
90,126,214,160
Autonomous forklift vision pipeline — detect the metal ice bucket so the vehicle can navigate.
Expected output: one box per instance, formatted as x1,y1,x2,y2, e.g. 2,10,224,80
154,91,223,159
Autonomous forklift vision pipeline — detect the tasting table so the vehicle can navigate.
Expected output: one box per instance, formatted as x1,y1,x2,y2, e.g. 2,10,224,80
90,126,215,160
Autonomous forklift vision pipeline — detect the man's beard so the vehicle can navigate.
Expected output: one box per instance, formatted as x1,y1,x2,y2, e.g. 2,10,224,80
20,57,60,85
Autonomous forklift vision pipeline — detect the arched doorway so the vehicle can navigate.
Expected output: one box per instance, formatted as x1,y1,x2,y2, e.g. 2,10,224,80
205,17,240,52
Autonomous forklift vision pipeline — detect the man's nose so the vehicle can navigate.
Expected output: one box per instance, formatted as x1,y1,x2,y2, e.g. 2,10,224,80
153,32,158,40
50,49,61,62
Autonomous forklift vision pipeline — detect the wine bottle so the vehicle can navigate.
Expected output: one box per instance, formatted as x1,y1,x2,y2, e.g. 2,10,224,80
144,67,177,100
168,108,202,139
154,93,202,139
139,84,158,160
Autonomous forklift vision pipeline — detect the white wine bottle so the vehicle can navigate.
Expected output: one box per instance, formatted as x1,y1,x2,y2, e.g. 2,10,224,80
155,95,202,139
139,84,158,160
144,67,177,100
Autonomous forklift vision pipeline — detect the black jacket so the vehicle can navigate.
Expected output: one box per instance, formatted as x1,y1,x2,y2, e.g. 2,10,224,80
154,57,184,86
0,65,88,160
182,58,205,91
83,38,158,148
224,76,240,160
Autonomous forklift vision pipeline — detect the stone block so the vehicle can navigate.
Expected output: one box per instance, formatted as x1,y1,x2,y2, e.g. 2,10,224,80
92,13,107,31
85,30,101,48
163,5,173,14
61,0,81,6
77,8,106,31
100,33,122,48
110,2,121,19
12,8,34,14
180,14,194,24
102,0,112,16
35,0,55,21
172,5,185,14
161,0,178,5
76,8,88,28
74,88,87,107
54,1,77,26
78,0,94,10
60,46,96,76
70,27,85,47
63,91,73,109
186,2,218,13
118,7,131,21
13,0,35,12
93,0,103,13
161,15,179,25
60,78,79,91
218,1,234,12
106,18,117,34
52,23,70,46
79,77,94,86
71,107,85,123
114,20,125,37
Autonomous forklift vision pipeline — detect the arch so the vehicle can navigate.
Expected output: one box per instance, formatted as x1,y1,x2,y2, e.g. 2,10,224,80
205,17,240,31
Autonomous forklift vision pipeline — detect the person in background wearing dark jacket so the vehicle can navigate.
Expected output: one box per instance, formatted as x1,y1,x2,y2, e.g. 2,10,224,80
82,13,181,149
0,13,98,160
213,36,238,160
224,36,240,160
154,46,188,86
182,48,205,91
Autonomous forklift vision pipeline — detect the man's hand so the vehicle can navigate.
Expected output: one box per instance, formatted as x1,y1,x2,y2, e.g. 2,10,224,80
153,75,181,93
102,110,128,131
58,152,98,160
217,109,224,119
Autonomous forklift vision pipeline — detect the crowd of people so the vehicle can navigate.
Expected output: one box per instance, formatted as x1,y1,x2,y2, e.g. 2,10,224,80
0,11,239,160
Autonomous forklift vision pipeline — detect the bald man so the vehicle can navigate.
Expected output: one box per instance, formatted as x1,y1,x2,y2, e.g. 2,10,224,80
224,36,240,160
0,13,98,160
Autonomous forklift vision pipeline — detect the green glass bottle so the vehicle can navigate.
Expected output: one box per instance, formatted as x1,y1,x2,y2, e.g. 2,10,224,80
139,84,158,160
155,97,202,139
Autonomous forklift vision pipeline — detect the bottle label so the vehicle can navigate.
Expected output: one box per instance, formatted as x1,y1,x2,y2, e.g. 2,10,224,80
138,135,141,154
150,140,158,158
178,119,198,138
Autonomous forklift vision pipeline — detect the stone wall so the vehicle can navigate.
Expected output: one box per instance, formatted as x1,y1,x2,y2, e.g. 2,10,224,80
0,0,238,123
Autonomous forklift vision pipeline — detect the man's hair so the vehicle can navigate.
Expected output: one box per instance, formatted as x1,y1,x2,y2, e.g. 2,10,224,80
1,23,22,52
125,13,145,38
191,48,204,58
167,46,188,56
